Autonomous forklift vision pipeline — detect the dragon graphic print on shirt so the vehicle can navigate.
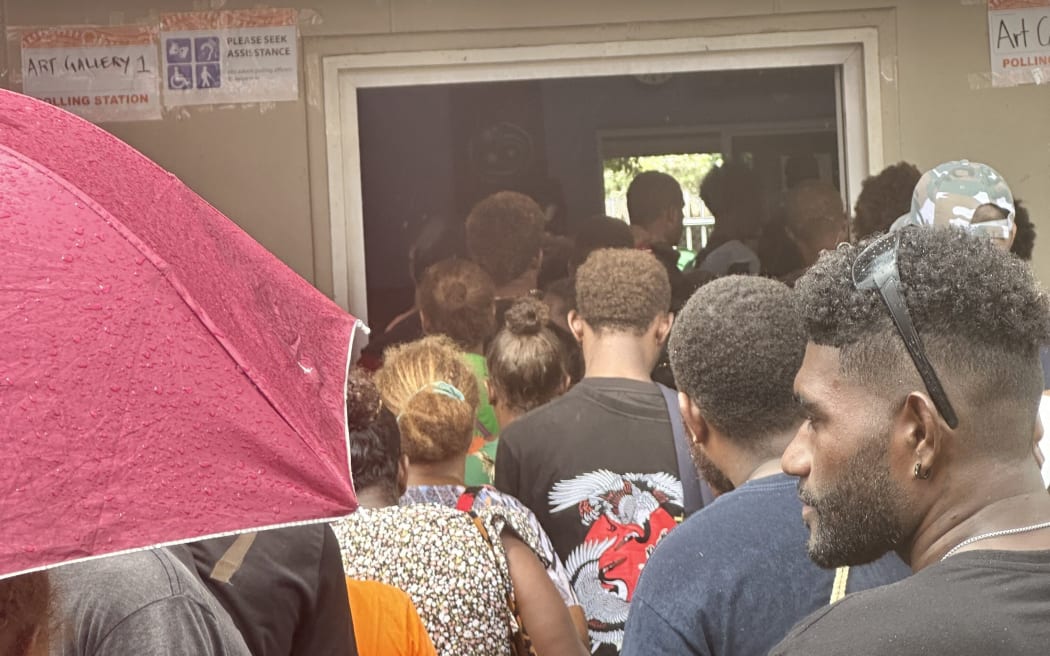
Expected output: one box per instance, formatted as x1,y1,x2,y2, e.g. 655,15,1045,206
549,469,683,653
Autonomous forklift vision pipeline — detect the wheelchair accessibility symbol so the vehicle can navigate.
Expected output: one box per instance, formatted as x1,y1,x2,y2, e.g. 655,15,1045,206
167,65,192,91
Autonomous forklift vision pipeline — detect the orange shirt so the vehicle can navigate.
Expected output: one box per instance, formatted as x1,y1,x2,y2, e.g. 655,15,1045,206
345,578,437,656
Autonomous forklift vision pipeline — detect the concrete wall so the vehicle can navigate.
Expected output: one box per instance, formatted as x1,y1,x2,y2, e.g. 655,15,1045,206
3,0,1048,315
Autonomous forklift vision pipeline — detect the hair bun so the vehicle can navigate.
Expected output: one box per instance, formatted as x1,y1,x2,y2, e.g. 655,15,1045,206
505,296,549,336
444,280,468,306
346,368,383,431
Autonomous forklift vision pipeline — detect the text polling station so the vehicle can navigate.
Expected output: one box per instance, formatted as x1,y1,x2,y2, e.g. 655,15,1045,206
20,26,162,122
988,0,1050,86
13,9,300,122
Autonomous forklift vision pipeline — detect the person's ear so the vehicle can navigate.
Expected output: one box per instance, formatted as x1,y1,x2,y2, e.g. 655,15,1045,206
655,312,674,347
560,373,572,394
396,454,410,497
419,310,432,335
486,379,499,405
898,391,944,481
568,310,586,343
678,392,710,447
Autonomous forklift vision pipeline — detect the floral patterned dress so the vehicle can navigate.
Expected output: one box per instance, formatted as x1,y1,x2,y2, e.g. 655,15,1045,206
401,484,579,608
332,503,542,656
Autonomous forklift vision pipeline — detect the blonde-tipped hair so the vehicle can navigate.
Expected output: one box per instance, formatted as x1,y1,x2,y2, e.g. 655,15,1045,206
374,335,480,463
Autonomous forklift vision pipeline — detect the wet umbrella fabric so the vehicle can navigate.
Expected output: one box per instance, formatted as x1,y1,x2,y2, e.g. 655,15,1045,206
0,89,359,579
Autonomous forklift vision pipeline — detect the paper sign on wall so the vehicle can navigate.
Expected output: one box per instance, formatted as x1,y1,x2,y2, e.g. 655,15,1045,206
988,0,1050,87
160,9,298,107
20,26,161,122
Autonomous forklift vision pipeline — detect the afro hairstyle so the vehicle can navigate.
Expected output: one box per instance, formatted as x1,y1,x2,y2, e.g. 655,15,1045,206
851,162,921,241
575,248,671,335
669,275,805,449
796,227,1050,456
465,191,546,287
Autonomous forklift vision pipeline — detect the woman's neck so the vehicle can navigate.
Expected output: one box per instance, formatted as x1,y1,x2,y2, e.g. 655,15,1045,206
355,486,400,509
407,457,467,488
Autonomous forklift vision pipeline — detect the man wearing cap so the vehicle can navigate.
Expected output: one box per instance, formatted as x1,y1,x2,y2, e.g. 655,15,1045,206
890,159,1017,248
770,226,1050,654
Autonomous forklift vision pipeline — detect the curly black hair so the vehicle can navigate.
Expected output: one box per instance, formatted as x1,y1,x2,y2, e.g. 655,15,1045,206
668,276,805,449
796,227,1050,453
575,248,671,335
1011,199,1036,261
465,191,545,287
347,368,402,498
851,162,921,241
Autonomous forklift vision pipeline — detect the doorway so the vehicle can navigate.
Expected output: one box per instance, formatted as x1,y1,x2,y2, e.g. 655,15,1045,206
322,29,881,322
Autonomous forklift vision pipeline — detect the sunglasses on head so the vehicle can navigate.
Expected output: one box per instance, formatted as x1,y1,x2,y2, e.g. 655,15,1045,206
850,231,959,429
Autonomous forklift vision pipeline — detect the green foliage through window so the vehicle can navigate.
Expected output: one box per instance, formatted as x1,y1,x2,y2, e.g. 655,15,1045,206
603,152,724,220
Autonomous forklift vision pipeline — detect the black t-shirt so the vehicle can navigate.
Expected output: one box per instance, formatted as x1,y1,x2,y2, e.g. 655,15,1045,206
495,377,684,656
188,524,356,656
771,549,1050,655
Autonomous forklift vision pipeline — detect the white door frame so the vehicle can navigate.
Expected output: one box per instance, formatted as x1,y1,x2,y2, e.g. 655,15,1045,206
322,28,881,318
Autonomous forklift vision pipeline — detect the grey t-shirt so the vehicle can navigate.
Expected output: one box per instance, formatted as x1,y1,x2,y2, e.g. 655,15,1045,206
49,546,251,656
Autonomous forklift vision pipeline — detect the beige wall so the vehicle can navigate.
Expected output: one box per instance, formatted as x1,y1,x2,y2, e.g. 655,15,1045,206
3,0,1048,305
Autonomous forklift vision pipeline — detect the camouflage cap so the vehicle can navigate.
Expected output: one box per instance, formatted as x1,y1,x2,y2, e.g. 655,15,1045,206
891,160,1015,240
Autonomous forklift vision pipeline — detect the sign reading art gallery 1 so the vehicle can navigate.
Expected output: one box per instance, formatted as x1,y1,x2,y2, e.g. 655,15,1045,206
988,0,1050,87
160,9,299,107
20,26,161,122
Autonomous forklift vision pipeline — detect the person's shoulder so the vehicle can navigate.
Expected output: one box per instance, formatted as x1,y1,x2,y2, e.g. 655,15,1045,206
769,579,910,655
637,507,737,584
475,485,530,513
51,548,245,645
638,480,808,592
500,388,587,442
346,577,415,610
53,548,191,602
353,503,466,524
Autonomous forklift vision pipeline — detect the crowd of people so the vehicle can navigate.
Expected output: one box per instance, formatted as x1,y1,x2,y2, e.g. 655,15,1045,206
4,155,1050,656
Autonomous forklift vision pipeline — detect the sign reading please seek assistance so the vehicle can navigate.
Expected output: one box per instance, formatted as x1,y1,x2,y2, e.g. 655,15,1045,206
989,0,1050,87
160,9,299,107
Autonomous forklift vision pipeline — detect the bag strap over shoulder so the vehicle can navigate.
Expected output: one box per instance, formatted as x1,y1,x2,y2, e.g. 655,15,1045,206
657,383,714,517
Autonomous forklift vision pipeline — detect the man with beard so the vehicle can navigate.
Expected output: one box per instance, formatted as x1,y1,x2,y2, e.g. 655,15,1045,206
771,226,1050,654
621,276,908,656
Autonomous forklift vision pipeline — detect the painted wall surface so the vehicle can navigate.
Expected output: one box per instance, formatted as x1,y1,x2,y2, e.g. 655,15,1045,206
3,0,1048,309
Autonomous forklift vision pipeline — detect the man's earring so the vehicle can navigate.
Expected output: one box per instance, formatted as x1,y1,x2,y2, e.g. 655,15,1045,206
914,463,931,480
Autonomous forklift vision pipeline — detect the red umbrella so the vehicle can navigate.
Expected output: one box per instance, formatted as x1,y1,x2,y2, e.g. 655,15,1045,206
0,89,359,579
